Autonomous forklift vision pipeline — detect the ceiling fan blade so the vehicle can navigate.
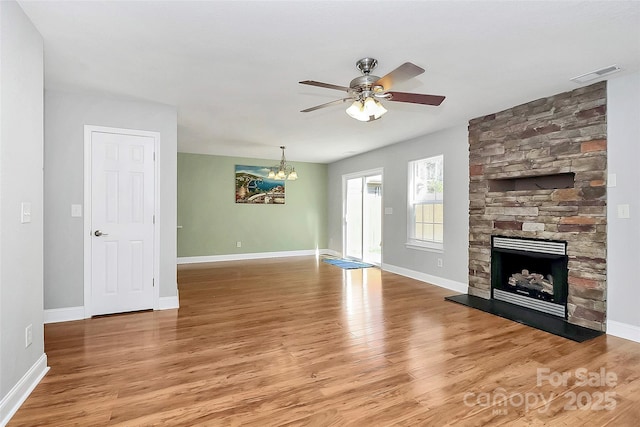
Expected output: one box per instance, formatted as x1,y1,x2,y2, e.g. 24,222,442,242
301,98,352,113
374,62,425,91
299,80,350,92
387,91,445,106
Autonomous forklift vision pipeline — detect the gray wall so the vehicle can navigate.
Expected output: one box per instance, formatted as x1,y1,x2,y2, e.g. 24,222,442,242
327,125,470,288
0,0,45,402
607,71,640,335
178,153,328,257
44,90,178,309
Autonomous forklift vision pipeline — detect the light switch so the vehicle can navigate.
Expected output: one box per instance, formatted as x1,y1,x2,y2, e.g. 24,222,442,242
71,204,82,217
384,207,393,215
617,204,630,219
608,173,617,188
21,202,32,224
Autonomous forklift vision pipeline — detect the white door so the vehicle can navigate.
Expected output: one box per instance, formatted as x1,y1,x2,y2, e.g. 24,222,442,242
89,129,156,316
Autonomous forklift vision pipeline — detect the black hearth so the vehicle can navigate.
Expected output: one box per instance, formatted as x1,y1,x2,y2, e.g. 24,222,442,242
444,294,603,342
446,235,603,341
491,236,568,318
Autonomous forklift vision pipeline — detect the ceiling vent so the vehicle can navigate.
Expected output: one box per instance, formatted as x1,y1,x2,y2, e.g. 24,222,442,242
570,65,621,84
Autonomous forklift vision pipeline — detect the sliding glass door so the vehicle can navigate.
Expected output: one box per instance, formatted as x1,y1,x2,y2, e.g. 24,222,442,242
344,170,383,265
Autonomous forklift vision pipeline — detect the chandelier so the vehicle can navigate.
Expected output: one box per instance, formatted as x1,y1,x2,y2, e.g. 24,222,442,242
268,146,298,181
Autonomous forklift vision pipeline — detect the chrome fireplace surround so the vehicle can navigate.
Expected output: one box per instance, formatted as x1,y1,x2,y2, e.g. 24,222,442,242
491,236,568,318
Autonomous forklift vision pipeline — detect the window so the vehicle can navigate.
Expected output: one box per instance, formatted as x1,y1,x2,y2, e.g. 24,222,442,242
408,155,443,250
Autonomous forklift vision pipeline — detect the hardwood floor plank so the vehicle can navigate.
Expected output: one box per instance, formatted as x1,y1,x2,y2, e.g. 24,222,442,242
9,256,640,426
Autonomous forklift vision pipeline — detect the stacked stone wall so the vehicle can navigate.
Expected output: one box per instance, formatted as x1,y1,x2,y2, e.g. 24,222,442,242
468,82,607,331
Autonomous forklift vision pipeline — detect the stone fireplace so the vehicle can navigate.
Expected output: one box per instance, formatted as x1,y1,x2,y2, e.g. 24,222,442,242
468,81,607,332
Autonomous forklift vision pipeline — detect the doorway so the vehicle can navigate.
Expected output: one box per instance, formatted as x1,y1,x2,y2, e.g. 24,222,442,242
84,126,160,317
344,169,383,265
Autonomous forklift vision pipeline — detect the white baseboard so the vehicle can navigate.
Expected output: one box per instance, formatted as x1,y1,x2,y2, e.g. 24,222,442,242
0,354,49,427
382,263,468,294
159,291,180,310
607,320,640,343
323,249,342,258
177,249,336,264
44,306,85,324
45,293,180,323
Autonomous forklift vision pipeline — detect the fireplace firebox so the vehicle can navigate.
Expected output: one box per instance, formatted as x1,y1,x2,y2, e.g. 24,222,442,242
491,236,568,318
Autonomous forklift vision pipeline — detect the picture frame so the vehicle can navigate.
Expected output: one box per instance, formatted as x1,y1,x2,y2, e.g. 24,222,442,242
235,165,285,204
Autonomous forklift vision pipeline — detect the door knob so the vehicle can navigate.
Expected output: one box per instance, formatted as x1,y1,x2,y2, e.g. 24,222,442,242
94,230,109,237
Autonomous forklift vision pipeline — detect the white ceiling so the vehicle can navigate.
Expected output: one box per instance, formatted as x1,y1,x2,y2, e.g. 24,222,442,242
18,1,640,164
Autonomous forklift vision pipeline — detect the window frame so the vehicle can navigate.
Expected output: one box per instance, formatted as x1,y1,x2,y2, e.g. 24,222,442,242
406,154,444,252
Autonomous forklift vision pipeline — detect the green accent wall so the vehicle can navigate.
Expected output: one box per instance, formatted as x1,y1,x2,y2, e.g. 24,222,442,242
177,153,328,257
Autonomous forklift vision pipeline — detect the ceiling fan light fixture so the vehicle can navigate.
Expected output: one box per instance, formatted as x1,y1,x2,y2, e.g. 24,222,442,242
300,58,446,117
346,97,387,122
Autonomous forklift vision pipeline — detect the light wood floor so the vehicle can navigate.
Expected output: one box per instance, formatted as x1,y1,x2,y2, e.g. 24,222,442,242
10,257,640,426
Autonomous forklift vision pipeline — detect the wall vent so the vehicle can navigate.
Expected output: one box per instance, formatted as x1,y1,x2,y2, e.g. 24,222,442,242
493,236,567,256
571,65,621,84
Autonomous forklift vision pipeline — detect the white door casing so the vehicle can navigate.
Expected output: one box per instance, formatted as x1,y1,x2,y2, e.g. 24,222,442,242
342,168,383,265
84,126,160,317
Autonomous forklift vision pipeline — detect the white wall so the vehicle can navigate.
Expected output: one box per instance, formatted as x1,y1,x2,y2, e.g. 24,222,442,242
607,71,640,342
44,90,178,311
328,125,469,292
0,1,48,422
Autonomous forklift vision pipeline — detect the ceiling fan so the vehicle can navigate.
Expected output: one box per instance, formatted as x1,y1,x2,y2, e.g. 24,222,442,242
299,58,445,122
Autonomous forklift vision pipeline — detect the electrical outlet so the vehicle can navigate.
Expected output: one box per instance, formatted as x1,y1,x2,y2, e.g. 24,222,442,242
25,324,33,348
437,258,443,268
236,241,242,248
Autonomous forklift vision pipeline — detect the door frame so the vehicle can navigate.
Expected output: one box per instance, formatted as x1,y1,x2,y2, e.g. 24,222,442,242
83,125,161,318
342,168,384,265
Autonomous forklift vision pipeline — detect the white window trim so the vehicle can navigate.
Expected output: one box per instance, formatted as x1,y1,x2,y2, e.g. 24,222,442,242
406,155,444,251
406,240,444,253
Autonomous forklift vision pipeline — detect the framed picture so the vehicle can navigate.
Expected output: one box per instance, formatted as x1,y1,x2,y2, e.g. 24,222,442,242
235,165,285,204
